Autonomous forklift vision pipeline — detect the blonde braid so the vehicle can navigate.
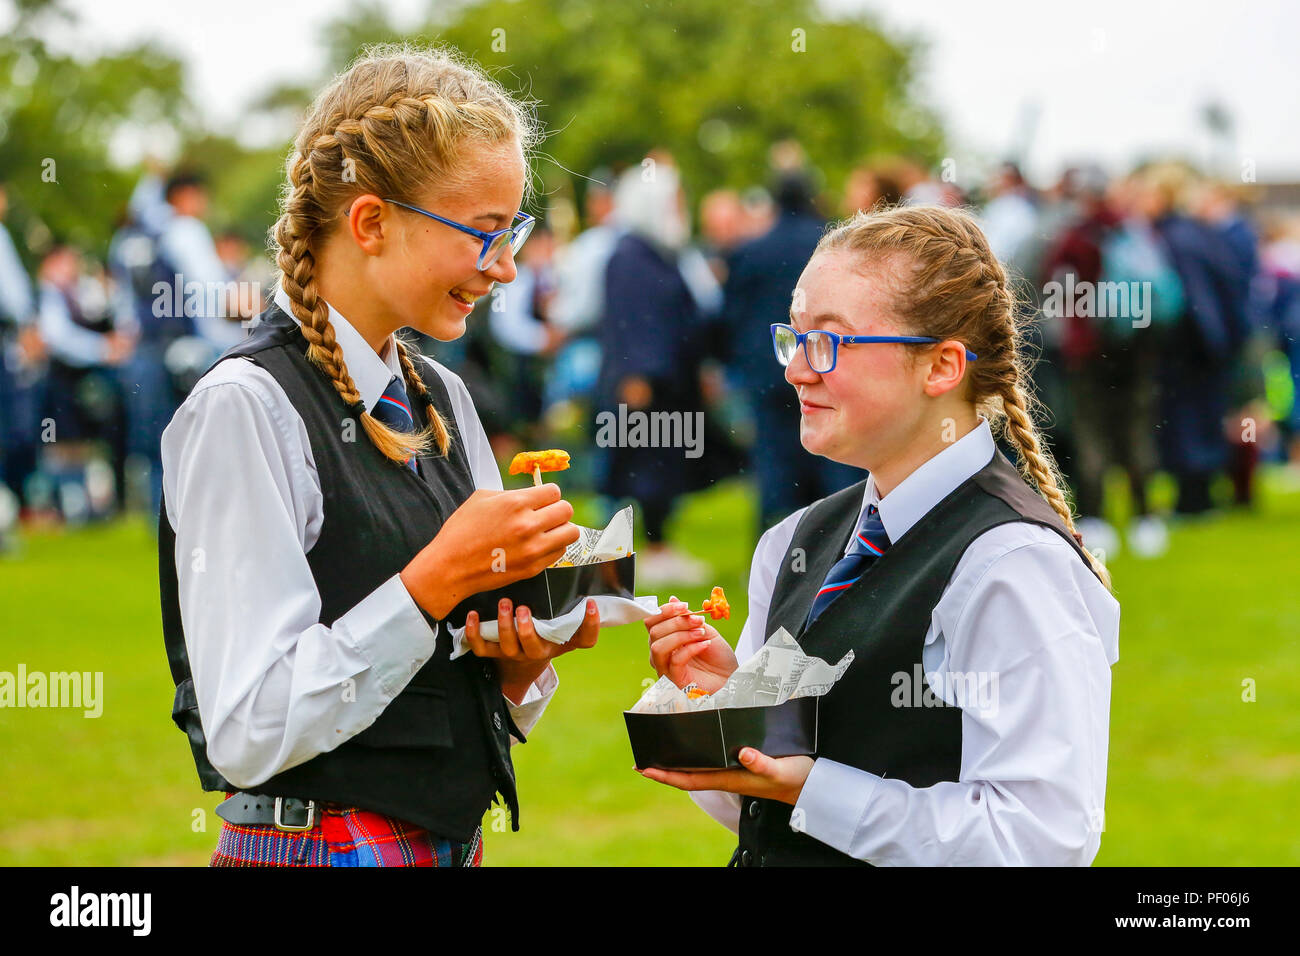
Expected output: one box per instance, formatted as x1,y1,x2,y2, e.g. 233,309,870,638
273,154,430,467
265,44,537,468
394,334,451,456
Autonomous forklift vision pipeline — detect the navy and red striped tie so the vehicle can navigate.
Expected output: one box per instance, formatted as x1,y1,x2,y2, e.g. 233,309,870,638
371,374,419,473
804,503,890,629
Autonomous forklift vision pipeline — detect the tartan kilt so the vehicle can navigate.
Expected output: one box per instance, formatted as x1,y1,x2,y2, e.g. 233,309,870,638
209,796,483,867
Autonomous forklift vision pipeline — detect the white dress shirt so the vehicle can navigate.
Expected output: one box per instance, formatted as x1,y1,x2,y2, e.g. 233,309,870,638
38,281,111,367
551,223,621,334
161,283,557,791
488,265,549,355
159,216,248,351
0,221,34,325
690,418,1120,865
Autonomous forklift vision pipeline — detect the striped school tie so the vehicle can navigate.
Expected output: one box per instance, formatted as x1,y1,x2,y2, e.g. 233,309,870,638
804,503,890,629
371,374,418,473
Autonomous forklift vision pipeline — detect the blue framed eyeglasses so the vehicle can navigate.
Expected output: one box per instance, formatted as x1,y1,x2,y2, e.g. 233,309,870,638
771,323,977,373
384,198,536,271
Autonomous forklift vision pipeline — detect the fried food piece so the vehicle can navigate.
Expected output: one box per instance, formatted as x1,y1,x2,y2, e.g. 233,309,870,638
685,685,711,700
508,449,571,476
700,585,730,620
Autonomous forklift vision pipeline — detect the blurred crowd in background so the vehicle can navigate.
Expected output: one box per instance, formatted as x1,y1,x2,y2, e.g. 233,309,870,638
2,139,1298,583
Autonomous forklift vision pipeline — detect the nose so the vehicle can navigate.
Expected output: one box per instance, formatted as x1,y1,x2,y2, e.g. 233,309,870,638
783,342,820,387
482,244,517,284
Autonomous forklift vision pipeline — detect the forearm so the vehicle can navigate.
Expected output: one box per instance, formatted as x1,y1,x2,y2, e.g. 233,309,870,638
191,573,439,789
794,759,1100,866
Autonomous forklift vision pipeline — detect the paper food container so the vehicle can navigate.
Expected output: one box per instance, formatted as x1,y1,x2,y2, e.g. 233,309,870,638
625,695,819,771
622,626,851,771
445,552,636,630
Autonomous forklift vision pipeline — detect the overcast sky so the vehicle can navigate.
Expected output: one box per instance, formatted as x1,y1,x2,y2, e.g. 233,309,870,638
19,0,1300,184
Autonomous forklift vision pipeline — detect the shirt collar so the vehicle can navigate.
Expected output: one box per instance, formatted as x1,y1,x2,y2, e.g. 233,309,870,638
855,417,996,549
272,283,401,413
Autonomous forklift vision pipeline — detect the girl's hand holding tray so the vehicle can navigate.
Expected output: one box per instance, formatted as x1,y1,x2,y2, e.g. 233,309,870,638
439,450,662,664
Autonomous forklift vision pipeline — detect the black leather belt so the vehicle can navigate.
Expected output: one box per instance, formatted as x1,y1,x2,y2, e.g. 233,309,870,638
216,792,318,831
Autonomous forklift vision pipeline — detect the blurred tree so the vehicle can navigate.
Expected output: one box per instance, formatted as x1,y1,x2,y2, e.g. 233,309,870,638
0,0,189,262
317,0,944,212
0,0,946,266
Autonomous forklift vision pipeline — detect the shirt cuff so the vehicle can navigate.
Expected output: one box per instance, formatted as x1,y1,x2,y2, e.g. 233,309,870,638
505,663,559,743
345,573,439,697
791,757,881,857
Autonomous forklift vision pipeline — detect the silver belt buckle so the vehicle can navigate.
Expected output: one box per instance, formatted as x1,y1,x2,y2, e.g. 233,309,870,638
273,796,316,831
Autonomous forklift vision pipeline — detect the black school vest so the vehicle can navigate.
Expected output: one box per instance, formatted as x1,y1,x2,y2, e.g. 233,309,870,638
160,302,524,842
732,448,1100,866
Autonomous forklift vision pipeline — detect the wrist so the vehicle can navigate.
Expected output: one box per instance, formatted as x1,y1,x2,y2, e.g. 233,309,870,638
401,538,466,621
499,660,550,704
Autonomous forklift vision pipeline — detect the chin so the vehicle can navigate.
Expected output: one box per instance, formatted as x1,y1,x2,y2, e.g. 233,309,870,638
798,421,830,458
426,317,468,342
411,304,468,342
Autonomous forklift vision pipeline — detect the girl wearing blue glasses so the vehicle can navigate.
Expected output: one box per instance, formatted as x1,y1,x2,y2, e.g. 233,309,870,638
641,204,1118,866
159,45,599,867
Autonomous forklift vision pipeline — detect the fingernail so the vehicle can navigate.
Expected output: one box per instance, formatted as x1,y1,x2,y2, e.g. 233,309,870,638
691,615,704,624
499,599,510,613
467,611,477,625
587,599,596,614
518,607,530,621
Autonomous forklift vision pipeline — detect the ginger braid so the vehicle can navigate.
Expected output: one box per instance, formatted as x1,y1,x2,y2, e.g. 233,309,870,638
817,204,1112,588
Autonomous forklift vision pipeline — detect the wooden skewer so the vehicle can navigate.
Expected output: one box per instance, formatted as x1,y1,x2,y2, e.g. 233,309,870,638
532,464,542,487
680,604,729,618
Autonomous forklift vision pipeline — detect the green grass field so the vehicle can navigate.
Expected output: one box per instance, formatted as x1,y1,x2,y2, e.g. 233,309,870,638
1,472,1298,866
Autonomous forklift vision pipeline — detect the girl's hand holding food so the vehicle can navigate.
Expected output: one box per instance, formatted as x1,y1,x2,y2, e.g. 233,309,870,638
400,484,579,621
643,594,738,694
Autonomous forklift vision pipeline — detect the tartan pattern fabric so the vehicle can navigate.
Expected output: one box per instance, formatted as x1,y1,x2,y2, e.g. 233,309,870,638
209,796,483,867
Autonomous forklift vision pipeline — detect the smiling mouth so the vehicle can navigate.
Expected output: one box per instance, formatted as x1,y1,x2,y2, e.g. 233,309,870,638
449,289,480,305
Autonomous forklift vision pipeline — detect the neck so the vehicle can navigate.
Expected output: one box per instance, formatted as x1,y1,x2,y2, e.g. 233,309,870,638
312,245,398,356
870,407,980,499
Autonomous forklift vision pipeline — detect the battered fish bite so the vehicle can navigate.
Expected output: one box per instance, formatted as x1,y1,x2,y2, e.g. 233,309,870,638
509,449,571,479
701,586,730,620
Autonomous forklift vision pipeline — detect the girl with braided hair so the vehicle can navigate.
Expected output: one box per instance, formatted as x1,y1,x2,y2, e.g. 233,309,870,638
641,205,1120,866
159,45,600,867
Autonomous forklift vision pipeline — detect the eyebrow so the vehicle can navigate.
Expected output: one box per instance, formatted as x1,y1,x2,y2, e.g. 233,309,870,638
788,308,849,331
474,212,511,228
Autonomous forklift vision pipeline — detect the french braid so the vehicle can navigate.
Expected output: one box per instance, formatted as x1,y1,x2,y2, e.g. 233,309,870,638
817,205,1112,588
270,44,538,465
